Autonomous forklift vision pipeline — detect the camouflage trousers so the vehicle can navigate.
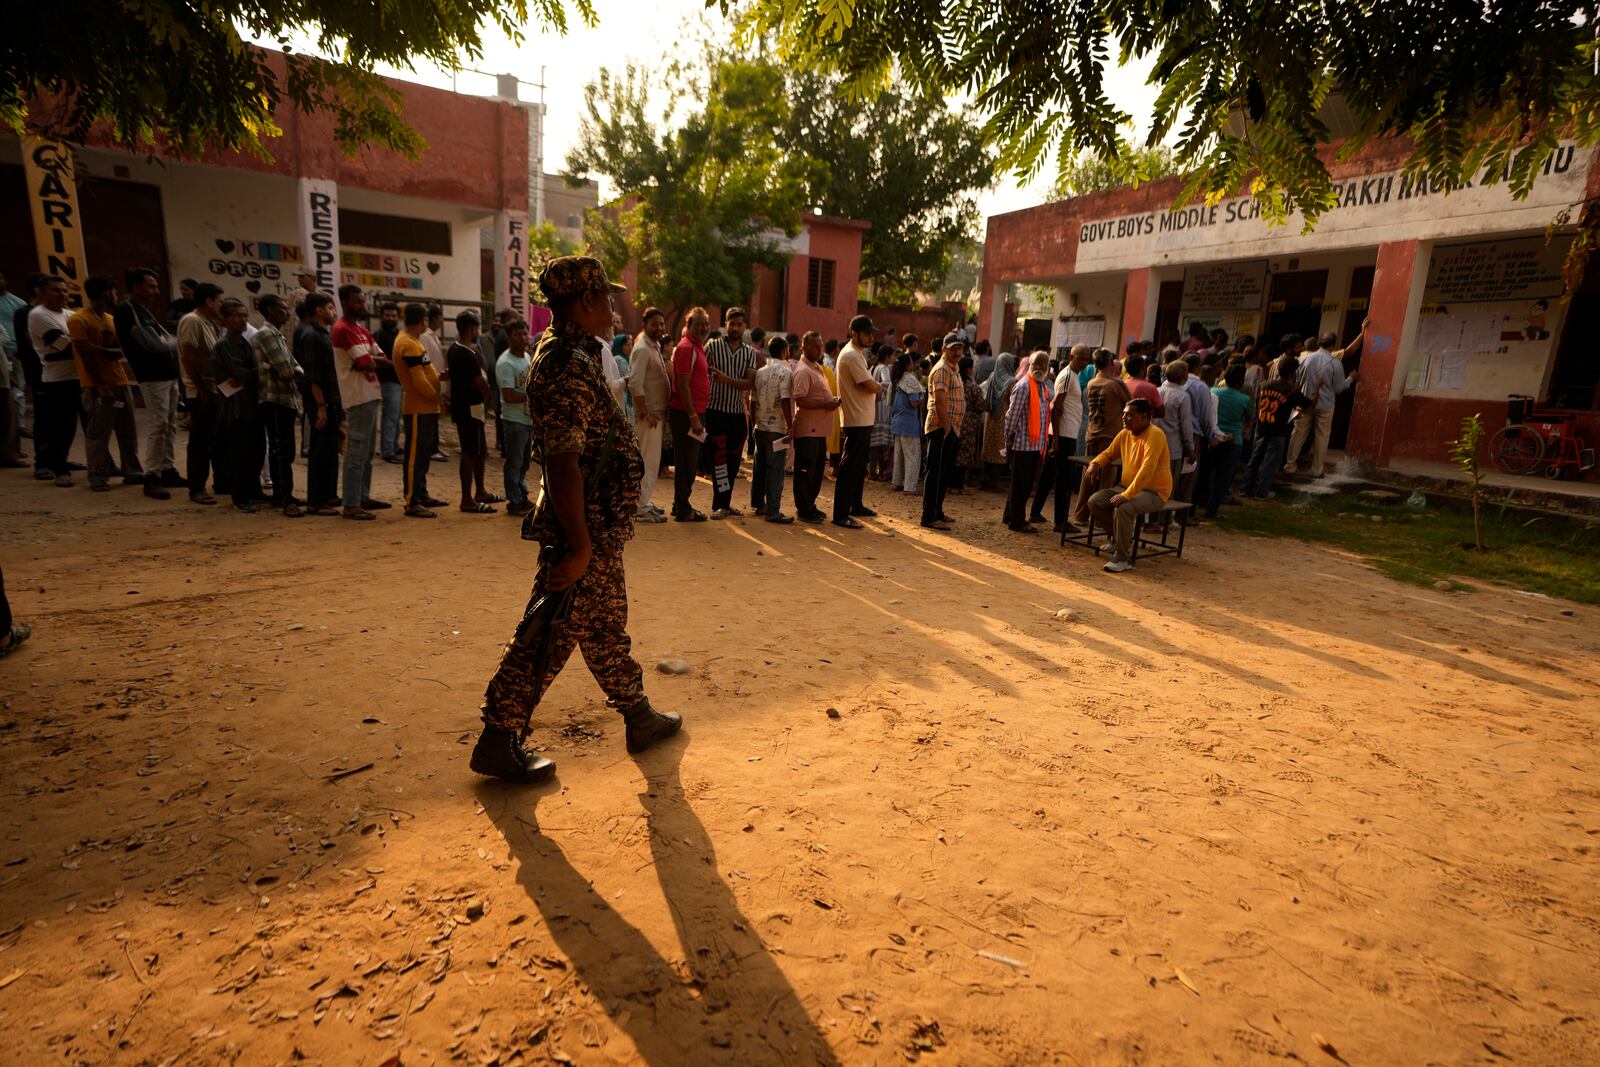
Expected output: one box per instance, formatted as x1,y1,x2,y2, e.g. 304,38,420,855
481,543,646,735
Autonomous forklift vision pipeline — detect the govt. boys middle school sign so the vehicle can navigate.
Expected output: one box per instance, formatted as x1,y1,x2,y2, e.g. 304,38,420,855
1072,145,1590,275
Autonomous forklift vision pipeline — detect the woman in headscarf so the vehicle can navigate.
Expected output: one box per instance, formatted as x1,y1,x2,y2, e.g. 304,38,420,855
980,350,1019,489
869,342,896,480
954,355,985,491
889,351,925,492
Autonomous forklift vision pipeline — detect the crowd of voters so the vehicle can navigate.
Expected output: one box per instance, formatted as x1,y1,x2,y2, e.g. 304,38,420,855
0,264,1363,584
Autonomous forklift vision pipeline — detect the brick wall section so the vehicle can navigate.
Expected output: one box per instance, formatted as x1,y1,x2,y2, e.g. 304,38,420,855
80,50,529,212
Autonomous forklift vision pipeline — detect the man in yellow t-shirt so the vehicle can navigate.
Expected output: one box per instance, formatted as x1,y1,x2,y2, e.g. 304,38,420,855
1083,396,1171,573
68,275,146,493
394,302,443,517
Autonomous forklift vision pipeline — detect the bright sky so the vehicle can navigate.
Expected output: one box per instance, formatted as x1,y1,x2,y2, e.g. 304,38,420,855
302,0,1162,223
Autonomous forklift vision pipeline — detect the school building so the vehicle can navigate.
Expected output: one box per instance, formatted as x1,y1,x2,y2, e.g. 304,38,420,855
2,50,538,325
977,140,1600,483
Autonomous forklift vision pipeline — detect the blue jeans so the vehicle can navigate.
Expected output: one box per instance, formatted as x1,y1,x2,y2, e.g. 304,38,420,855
379,380,403,459
502,421,531,506
342,401,378,509
1242,435,1287,498
757,430,788,517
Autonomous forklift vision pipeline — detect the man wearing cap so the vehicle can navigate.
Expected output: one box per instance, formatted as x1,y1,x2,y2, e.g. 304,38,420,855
287,266,320,317
472,256,683,784
832,314,883,529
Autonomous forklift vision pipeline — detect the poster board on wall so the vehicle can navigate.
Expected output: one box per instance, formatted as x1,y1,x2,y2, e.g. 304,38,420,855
1182,260,1267,311
1423,236,1569,304
1051,315,1105,356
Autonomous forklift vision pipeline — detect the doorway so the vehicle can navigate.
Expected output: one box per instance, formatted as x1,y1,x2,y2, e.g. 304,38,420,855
1153,279,1184,348
1262,269,1328,349
1330,265,1375,449
0,167,170,314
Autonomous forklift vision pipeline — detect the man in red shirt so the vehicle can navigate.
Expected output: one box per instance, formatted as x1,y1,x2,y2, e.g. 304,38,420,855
669,307,710,522
1122,352,1165,418
331,284,394,518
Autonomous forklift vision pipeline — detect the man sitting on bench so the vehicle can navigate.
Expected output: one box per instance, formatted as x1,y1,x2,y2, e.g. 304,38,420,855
1083,397,1173,574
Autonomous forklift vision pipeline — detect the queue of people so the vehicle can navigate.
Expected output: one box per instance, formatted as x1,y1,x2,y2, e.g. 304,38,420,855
2,269,542,521
1,268,1358,577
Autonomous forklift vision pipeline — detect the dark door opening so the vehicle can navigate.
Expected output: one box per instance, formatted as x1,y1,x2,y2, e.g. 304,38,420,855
1330,265,1375,449
1,166,170,314
1262,269,1329,350
1153,279,1184,349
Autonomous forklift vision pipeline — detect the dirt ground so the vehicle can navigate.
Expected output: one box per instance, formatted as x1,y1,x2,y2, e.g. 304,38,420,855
1,440,1597,1067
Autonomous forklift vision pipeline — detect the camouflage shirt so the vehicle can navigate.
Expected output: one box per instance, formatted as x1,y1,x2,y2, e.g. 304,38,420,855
524,317,643,550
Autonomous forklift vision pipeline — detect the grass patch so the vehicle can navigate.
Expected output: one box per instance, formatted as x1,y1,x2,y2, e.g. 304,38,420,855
1215,489,1600,604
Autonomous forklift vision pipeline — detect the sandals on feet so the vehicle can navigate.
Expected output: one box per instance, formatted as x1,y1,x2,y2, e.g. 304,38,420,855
460,501,497,513
0,623,31,657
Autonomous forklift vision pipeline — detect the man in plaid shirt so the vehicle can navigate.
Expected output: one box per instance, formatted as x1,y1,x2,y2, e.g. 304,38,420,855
920,332,967,531
253,294,305,517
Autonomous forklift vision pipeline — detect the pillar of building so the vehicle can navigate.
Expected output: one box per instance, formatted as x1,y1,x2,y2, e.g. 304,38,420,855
980,280,1007,352
1344,238,1429,468
1119,268,1152,352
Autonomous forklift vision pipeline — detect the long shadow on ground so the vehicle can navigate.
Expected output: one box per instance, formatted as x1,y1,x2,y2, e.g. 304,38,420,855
478,737,839,1066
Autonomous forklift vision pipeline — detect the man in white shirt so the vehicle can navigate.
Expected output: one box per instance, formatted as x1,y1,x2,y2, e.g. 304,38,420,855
1285,324,1363,478
28,276,79,485
750,334,795,523
627,307,671,522
831,314,882,528
1042,344,1090,533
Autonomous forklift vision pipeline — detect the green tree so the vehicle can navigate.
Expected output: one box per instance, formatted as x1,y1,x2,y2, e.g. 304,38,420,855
1449,413,1488,551
2,0,587,160
936,237,983,308
739,0,1600,240
1054,143,1184,198
528,220,578,264
565,60,817,327
784,70,994,296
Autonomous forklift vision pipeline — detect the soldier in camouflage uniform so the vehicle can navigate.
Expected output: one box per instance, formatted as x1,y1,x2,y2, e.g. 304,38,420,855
471,256,683,783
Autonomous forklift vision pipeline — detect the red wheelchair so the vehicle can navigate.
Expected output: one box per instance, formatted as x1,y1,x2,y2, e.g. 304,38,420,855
1489,395,1596,479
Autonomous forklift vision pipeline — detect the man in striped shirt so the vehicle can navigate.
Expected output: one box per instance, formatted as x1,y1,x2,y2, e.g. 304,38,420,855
704,307,756,518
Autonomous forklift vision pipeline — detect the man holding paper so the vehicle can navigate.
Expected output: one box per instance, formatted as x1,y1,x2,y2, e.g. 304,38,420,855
751,334,796,524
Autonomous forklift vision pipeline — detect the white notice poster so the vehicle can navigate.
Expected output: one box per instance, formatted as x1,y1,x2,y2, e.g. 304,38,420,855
1434,351,1468,391
1052,316,1105,354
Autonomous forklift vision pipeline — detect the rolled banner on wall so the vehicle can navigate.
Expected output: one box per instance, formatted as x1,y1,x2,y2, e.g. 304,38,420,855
297,177,341,294
21,136,90,306
496,211,530,322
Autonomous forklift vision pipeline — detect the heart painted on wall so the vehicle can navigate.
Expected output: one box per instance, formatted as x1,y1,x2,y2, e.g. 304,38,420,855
426,262,441,275
215,239,235,253
245,280,261,293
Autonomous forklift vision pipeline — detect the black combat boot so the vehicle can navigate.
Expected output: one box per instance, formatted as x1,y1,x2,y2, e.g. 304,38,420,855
622,698,683,754
470,726,556,783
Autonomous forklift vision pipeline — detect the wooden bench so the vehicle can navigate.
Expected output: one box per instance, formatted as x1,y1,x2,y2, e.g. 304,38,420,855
1061,496,1193,562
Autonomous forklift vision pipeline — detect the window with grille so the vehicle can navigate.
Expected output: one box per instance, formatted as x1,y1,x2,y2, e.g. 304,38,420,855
807,258,835,309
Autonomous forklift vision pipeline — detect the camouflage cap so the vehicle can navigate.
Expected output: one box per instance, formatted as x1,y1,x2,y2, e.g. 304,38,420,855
538,255,626,303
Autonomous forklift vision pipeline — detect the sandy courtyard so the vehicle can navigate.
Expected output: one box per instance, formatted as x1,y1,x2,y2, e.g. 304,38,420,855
0,450,1597,1067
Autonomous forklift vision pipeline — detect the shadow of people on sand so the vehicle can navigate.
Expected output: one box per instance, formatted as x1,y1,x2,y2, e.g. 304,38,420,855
478,736,840,1066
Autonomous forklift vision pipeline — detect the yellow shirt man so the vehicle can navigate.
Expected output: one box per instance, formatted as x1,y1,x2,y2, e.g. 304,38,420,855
394,330,441,415
1092,425,1172,502
68,307,131,388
